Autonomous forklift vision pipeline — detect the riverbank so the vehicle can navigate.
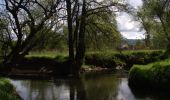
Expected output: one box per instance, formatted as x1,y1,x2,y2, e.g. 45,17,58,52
129,58,170,90
0,50,163,78
0,50,166,99
0,78,21,100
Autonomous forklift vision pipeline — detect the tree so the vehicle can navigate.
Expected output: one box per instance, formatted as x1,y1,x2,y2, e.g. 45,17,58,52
65,0,127,75
137,8,153,48
31,27,67,51
0,0,62,65
0,0,127,75
85,7,122,50
65,0,86,75
138,0,170,55
0,16,12,59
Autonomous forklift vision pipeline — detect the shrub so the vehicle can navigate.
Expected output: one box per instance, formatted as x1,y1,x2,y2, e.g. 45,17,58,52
85,50,163,69
123,50,163,66
85,52,125,68
0,78,20,100
129,59,170,90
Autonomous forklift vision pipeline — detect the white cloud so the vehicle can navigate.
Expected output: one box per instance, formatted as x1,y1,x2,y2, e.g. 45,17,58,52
97,0,103,2
121,31,145,39
127,0,143,9
116,13,141,31
116,0,144,39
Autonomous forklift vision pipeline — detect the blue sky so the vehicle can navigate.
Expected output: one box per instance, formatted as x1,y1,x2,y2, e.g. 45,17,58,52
116,0,144,39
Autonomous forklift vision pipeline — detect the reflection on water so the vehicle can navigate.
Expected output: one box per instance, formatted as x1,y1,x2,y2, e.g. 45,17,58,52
10,71,170,100
11,80,70,100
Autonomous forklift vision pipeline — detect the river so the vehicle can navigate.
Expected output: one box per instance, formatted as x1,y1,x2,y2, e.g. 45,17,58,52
10,70,170,100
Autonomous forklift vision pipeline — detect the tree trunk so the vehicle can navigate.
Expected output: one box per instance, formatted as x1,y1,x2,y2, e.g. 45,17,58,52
75,0,86,75
145,32,151,48
163,42,170,58
65,0,86,75
66,0,74,62
4,40,22,65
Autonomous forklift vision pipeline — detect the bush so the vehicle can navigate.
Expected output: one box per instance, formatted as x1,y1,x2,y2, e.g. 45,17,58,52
129,59,170,90
124,50,163,65
85,50,163,69
85,52,125,68
0,78,20,100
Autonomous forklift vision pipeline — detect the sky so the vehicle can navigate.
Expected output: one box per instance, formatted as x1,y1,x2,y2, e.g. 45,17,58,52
0,0,144,39
116,0,145,39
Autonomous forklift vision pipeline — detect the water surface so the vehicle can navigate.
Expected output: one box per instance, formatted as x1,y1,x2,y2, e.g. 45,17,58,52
10,71,170,100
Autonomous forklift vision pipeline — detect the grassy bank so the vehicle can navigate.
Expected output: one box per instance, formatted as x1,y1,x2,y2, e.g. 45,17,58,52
129,58,170,90
85,50,163,69
0,50,163,76
0,78,20,100
25,50,163,70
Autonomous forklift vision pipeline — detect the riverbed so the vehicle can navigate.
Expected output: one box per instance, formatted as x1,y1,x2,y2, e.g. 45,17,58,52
10,70,170,100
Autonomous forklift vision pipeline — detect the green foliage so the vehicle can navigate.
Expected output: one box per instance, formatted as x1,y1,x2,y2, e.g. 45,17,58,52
54,55,69,63
125,50,163,64
32,27,67,51
85,52,124,68
85,8,122,50
85,50,163,69
137,0,170,49
0,17,11,59
129,59,170,89
27,50,163,69
0,78,20,100
152,31,167,49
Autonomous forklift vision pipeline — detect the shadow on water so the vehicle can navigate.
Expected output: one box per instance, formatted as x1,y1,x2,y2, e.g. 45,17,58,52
10,71,170,100
129,85,170,100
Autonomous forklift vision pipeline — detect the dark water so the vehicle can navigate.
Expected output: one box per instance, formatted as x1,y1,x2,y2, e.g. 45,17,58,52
10,71,170,100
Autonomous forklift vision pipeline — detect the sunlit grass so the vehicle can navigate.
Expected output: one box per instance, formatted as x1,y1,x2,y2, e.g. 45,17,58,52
122,49,164,55
26,50,68,58
132,58,170,70
27,49,164,58
86,49,164,55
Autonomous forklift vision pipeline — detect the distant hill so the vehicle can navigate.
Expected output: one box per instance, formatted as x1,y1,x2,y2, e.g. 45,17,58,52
123,39,145,45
